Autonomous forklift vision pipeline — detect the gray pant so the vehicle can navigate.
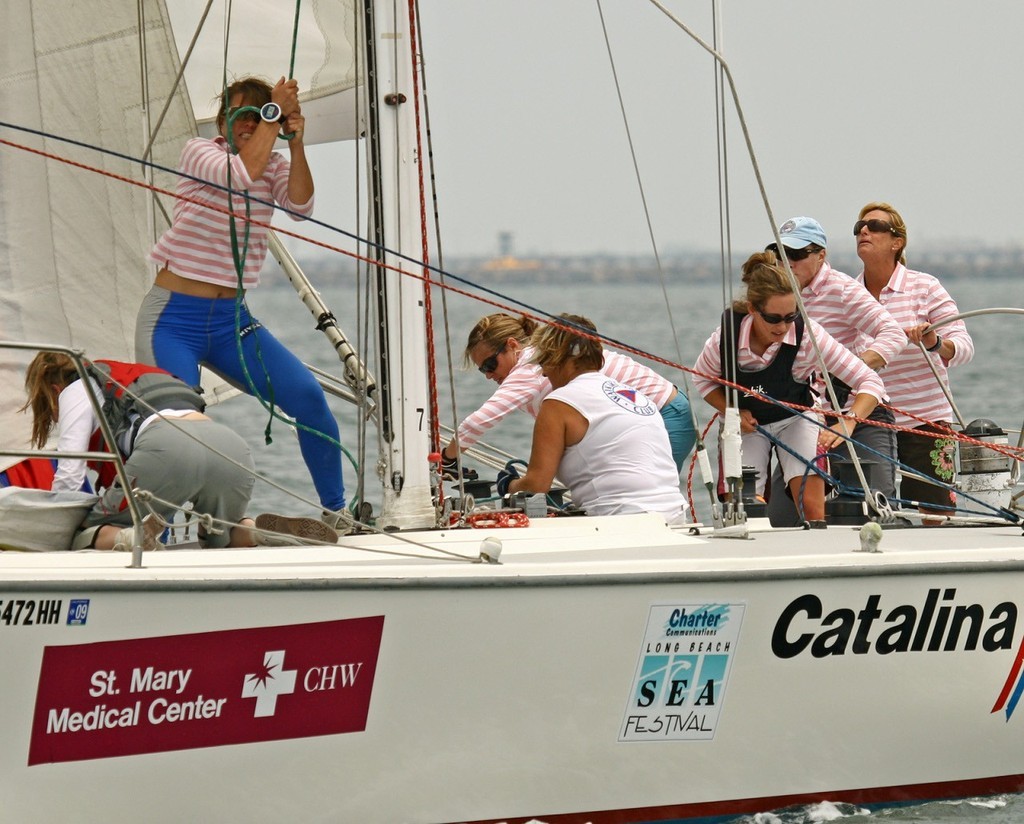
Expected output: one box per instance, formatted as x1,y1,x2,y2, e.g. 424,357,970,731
766,408,897,526
84,417,255,548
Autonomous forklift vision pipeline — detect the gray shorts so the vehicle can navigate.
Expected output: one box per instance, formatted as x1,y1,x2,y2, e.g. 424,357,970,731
84,417,255,548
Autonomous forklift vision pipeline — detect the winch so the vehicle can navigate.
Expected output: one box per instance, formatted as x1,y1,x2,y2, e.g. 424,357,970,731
958,418,1015,512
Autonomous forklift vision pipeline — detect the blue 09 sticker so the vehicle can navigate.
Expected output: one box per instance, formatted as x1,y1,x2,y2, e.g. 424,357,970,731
67,599,90,626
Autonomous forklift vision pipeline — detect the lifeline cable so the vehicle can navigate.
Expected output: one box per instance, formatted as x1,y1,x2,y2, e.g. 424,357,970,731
5,129,1021,478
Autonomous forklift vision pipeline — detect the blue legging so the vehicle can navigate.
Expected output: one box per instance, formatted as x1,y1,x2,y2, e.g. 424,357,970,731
136,286,345,511
659,391,697,473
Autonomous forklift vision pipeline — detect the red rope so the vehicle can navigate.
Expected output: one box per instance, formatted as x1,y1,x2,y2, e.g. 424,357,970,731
466,511,530,529
3,135,1016,464
405,0,442,457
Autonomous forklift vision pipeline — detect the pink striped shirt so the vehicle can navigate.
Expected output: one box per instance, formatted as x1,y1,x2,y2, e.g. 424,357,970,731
802,262,906,364
801,261,905,411
855,264,974,427
149,136,314,288
455,345,674,448
692,314,885,404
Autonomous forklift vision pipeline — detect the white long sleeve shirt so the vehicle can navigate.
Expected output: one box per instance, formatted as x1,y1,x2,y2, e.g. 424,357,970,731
51,379,102,493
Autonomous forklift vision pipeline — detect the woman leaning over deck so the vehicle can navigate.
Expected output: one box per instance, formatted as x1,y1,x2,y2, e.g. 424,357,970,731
21,352,258,551
692,251,885,525
502,314,688,524
441,313,695,477
855,201,974,519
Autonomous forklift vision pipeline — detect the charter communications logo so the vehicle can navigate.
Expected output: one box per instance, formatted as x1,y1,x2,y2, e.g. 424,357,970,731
771,588,1022,720
620,603,743,742
29,617,384,765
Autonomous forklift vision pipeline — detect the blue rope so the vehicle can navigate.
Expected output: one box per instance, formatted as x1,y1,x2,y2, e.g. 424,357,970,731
752,407,1019,524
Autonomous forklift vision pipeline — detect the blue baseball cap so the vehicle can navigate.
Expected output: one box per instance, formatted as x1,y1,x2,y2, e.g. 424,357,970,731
778,216,827,249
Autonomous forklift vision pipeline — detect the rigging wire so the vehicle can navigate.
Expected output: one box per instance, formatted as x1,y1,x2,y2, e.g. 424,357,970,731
646,0,884,516
711,0,737,411
214,1,366,510
404,0,443,468
352,4,380,520
593,1,679,368
593,0,706,511
411,0,475,509
7,128,1018,482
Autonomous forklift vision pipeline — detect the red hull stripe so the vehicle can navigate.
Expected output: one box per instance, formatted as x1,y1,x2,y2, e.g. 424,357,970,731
458,773,1024,824
992,633,1024,714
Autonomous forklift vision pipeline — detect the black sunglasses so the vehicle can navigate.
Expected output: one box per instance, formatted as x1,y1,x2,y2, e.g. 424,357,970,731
758,309,800,325
853,218,897,236
766,243,816,262
477,344,507,375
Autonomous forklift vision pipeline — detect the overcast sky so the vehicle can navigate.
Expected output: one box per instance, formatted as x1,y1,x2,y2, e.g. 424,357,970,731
300,0,1024,259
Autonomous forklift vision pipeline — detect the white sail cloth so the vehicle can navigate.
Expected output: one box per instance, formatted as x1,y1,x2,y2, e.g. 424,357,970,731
0,0,360,471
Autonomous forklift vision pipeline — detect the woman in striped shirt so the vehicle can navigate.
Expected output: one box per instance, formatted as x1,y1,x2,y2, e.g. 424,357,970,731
441,313,696,475
856,201,974,518
692,251,885,524
135,76,351,534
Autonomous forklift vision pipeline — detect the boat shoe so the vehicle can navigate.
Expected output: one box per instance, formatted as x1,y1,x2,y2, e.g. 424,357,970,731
255,513,339,546
112,514,164,552
322,509,356,536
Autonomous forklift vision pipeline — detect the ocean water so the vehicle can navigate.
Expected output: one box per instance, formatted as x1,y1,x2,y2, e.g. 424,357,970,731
209,270,1024,823
219,270,1024,522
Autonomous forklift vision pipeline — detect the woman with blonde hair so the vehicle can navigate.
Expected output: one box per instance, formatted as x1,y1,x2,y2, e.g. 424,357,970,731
502,314,687,523
692,251,885,524
21,351,260,550
855,201,974,518
441,312,695,476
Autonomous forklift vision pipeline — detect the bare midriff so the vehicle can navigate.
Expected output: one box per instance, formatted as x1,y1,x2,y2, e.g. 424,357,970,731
155,268,240,299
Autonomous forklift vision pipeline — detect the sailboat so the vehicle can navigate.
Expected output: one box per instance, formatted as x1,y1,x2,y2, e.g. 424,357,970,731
2,1,1024,822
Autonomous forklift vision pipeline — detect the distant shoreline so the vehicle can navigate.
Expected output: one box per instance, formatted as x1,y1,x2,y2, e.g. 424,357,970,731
294,246,1024,285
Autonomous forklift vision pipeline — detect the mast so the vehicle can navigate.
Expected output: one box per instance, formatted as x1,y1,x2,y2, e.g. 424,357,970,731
363,0,435,529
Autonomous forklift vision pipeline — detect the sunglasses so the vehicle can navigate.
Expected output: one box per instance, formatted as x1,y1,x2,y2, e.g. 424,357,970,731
227,107,261,124
477,344,507,375
758,309,800,325
853,218,896,236
766,243,816,262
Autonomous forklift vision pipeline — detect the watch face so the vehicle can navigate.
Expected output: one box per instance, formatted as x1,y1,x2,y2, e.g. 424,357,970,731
260,102,282,122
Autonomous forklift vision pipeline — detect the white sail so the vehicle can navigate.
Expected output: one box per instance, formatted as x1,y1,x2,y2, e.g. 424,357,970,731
0,0,360,471
165,0,362,144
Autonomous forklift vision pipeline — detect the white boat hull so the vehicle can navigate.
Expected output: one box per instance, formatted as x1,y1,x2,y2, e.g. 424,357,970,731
3,515,1024,822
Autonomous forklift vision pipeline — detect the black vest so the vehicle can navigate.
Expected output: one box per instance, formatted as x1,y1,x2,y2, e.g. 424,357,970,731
719,309,811,424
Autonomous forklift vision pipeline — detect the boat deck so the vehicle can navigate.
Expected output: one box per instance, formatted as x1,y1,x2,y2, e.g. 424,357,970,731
2,513,1023,588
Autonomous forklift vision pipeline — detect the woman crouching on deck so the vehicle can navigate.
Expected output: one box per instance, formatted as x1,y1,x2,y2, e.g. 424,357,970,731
21,352,258,551
503,314,688,525
692,251,886,525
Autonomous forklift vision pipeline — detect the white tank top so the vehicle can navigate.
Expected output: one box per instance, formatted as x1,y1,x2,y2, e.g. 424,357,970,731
547,372,686,522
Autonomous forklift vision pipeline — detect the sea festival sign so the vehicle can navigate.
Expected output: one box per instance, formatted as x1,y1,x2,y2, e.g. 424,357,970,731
28,616,384,764
620,603,743,742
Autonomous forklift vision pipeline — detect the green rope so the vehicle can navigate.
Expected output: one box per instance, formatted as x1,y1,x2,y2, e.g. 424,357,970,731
288,0,302,79
215,1,363,513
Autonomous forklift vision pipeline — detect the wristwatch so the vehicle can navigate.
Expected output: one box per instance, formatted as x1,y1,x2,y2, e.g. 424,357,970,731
259,101,284,124
925,334,943,353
